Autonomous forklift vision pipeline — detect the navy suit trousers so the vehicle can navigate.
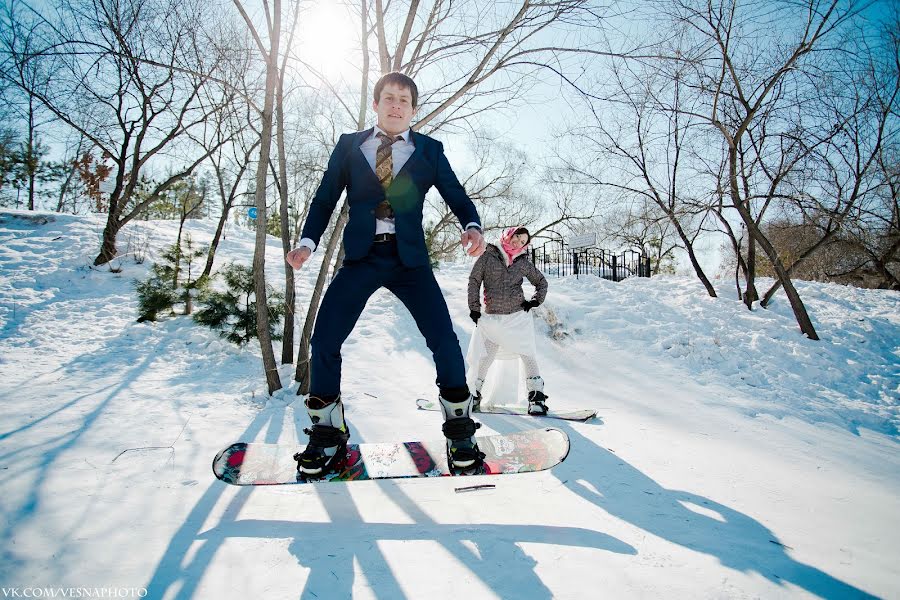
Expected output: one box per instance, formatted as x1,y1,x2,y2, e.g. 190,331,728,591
310,241,467,397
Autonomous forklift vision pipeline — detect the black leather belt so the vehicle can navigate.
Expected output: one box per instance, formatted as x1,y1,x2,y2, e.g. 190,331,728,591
373,233,396,243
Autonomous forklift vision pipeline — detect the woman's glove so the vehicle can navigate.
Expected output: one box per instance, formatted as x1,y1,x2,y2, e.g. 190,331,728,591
470,310,481,324
521,300,539,312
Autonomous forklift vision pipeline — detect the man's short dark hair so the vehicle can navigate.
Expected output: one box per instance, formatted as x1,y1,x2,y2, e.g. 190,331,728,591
374,72,419,108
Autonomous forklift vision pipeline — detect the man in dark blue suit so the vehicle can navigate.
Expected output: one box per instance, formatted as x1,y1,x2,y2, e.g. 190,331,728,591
286,72,487,476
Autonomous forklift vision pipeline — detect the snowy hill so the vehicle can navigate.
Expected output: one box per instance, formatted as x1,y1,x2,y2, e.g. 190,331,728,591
1,209,898,599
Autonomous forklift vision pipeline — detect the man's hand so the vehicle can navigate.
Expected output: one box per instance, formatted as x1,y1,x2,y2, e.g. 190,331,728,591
460,228,486,257
286,246,312,269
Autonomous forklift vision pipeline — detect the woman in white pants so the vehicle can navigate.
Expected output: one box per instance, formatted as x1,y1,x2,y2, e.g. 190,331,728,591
467,226,549,414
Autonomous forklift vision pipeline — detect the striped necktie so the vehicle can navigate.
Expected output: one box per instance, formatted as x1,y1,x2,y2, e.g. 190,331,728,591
375,132,400,190
375,132,401,220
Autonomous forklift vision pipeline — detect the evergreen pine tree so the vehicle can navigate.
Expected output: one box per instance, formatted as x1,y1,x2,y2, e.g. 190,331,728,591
134,234,209,321
193,262,285,345
135,272,177,323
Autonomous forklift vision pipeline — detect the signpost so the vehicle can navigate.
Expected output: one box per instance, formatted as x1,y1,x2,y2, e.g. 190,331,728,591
567,233,597,249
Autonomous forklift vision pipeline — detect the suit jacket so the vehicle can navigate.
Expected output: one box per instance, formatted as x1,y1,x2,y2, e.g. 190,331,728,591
300,128,481,268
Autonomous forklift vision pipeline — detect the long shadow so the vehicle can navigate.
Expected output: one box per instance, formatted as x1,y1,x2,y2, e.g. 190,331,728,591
0,314,257,450
0,346,163,576
553,421,879,599
282,402,631,599
198,519,633,599
0,383,118,446
144,403,634,600
0,317,215,453
285,402,629,599
0,315,266,583
368,478,592,599
143,406,286,600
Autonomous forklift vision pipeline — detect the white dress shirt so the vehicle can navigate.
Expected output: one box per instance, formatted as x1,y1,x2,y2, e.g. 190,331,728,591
299,126,478,252
361,126,415,235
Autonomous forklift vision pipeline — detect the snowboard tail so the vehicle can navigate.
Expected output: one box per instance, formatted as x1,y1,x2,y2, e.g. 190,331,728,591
213,427,569,486
416,398,596,422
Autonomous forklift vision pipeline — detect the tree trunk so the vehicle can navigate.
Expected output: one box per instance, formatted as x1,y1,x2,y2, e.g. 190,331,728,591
26,98,36,211
670,217,716,297
295,0,370,391
743,234,758,309
729,150,818,339
202,205,230,280
173,217,186,290
757,230,819,339
250,7,283,395
94,214,122,266
276,68,295,364
761,227,839,307
55,156,79,213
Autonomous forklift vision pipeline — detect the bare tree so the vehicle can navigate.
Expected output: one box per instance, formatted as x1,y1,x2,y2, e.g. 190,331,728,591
599,197,680,274
194,26,263,280
552,52,719,296
272,3,303,364
52,134,89,213
6,0,232,265
232,0,285,393
0,0,57,211
294,0,370,392
659,0,873,340
754,18,900,301
426,132,538,262
288,0,636,388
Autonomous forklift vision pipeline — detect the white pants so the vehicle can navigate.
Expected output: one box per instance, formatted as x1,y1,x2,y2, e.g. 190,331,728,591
466,311,540,407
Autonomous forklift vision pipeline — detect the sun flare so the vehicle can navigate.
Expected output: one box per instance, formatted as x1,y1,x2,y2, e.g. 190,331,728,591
294,1,360,81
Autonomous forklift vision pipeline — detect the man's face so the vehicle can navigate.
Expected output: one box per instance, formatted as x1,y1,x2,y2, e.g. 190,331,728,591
374,82,415,135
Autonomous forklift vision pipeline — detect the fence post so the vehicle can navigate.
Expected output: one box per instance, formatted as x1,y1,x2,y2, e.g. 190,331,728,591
612,255,618,281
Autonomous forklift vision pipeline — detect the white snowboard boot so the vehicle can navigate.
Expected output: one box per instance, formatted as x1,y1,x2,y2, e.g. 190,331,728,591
438,389,483,470
295,395,351,476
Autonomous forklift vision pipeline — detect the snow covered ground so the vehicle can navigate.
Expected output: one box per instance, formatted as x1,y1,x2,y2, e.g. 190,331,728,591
0,209,898,599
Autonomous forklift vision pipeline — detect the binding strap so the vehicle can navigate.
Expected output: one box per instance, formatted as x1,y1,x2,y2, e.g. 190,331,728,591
442,417,481,440
302,425,347,447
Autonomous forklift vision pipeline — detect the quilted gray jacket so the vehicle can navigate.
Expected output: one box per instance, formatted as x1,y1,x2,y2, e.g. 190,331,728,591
468,244,548,314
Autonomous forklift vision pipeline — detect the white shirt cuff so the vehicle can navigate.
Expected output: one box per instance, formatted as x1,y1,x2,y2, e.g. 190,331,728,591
299,238,317,252
464,223,482,232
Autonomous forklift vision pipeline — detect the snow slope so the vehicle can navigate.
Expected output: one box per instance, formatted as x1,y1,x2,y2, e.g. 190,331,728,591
0,209,898,599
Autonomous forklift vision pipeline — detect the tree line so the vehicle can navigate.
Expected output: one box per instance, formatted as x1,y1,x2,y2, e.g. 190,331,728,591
1,0,896,390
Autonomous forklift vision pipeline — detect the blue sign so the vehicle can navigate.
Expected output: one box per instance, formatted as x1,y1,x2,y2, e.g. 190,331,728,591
247,207,258,219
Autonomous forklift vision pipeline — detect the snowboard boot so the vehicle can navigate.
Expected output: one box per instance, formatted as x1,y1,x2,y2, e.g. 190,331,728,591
294,395,351,477
472,378,485,412
526,376,549,415
438,387,484,471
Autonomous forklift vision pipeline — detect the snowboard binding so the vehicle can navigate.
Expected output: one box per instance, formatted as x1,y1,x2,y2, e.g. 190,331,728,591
438,390,485,473
526,377,549,415
442,416,485,473
295,395,351,478
294,426,350,479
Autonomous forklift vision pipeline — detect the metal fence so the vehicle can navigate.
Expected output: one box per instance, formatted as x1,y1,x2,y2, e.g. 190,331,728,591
532,241,651,281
